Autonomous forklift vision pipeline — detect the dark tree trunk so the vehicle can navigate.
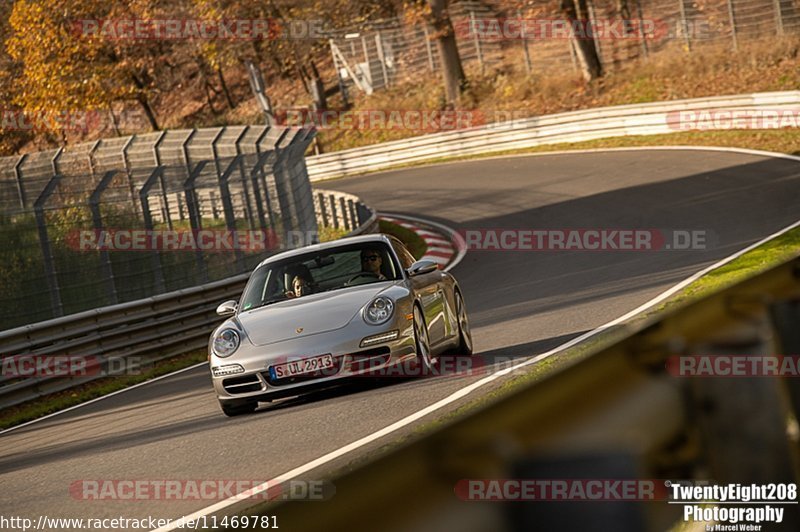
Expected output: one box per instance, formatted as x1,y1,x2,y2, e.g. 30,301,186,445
217,66,236,110
562,0,603,82
136,94,160,131
427,0,467,106
309,61,327,111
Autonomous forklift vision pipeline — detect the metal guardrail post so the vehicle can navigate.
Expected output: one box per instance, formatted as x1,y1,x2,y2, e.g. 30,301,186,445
13,154,28,209
184,160,210,283
89,170,122,305
139,167,167,293
33,173,64,318
329,194,339,229
339,196,351,231
347,199,357,230
318,192,329,226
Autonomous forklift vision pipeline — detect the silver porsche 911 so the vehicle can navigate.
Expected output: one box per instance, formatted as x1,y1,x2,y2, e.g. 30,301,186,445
209,233,473,416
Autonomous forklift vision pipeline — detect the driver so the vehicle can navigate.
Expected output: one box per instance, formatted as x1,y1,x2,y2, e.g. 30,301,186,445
360,248,387,281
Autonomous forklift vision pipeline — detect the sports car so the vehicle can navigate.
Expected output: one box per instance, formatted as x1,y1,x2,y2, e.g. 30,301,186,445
209,233,472,416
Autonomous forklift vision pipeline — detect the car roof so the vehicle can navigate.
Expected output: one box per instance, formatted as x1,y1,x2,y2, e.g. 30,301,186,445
255,233,397,269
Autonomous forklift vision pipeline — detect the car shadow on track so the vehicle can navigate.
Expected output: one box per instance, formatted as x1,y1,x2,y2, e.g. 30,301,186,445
252,329,588,414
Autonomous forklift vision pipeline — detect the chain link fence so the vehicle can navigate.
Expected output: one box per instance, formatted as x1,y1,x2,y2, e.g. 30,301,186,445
328,0,800,95
0,126,318,330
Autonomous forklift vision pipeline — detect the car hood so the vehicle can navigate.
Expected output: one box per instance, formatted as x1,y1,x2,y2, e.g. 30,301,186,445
236,283,394,346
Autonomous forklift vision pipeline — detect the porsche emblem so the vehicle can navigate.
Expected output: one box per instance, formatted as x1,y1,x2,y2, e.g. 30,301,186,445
296,327,304,334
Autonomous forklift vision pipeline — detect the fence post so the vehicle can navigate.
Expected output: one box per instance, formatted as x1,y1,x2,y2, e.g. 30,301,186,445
254,126,281,233
518,10,532,74
87,139,101,180
13,154,27,209
139,167,167,293
726,0,738,51
152,131,172,230
181,129,198,224
774,0,784,35
635,0,649,58
330,40,349,106
33,173,64,318
218,156,246,272
423,26,435,72
121,135,140,217
678,0,691,51
89,170,121,305
183,160,209,283
375,32,390,88
469,11,484,74
234,126,262,231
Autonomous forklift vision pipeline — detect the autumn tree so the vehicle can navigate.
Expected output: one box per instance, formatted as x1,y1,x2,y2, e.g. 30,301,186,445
6,0,167,132
426,0,467,106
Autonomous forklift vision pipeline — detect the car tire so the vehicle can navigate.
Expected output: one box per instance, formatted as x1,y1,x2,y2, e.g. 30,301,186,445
413,305,434,374
454,290,473,356
219,399,257,417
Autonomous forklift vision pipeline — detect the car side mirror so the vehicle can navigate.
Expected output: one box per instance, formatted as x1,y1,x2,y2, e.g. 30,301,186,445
407,260,438,277
216,300,238,316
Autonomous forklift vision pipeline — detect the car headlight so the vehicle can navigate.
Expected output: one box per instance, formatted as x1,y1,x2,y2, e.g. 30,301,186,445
212,329,240,358
364,296,394,325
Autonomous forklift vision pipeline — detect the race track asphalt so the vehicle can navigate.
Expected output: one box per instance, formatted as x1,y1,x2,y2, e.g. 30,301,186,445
2,149,798,528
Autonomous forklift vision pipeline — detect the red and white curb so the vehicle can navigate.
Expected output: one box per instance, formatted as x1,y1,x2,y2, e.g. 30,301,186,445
379,215,457,268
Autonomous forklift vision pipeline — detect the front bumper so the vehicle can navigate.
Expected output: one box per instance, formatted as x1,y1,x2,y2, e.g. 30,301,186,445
210,320,416,402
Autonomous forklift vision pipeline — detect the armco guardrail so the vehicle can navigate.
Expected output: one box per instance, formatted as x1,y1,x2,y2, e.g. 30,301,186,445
305,91,800,181
0,189,377,410
260,252,800,531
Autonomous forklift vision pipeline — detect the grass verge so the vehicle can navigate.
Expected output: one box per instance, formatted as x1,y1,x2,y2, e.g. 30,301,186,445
0,350,208,431
378,219,428,259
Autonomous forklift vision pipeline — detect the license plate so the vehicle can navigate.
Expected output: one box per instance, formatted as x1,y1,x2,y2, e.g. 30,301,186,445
269,354,334,380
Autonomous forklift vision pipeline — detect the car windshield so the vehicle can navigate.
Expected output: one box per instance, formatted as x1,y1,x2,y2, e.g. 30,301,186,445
239,241,400,311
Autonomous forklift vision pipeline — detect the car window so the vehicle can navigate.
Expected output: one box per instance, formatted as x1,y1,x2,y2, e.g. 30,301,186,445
240,241,399,311
391,239,416,269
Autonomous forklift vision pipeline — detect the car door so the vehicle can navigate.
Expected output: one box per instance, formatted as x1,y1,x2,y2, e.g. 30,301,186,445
391,239,447,345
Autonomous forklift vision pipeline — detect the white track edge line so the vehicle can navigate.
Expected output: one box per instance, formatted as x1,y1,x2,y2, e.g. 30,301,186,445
0,362,208,436
153,215,800,531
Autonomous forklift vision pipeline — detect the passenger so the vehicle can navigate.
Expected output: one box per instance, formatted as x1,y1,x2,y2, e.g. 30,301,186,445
285,267,315,298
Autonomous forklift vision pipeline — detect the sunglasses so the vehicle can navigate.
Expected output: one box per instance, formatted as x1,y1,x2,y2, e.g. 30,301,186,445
361,255,380,262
